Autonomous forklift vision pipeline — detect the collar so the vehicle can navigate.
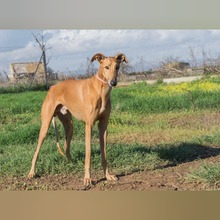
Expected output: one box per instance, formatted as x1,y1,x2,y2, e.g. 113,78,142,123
95,73,108,84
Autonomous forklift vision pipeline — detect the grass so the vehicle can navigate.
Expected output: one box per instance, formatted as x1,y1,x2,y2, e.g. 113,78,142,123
1,77,220,187
112,78,220,113
187,163,220,185
0,83,48,94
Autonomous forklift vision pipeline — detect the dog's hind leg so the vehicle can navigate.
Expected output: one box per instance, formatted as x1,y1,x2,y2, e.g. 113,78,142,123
28,95,56,179
57,110,73,161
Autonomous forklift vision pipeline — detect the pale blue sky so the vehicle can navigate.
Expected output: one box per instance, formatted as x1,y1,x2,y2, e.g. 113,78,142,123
0,30,220,74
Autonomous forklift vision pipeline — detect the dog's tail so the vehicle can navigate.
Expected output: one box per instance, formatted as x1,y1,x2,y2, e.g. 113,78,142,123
52,117,65,157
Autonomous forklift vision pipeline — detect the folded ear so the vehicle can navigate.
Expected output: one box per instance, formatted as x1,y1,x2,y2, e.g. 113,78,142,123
91,53,106,63
115,53,128,63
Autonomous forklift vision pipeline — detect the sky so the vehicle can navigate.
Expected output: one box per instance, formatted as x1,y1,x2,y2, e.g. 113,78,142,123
1,30,220,75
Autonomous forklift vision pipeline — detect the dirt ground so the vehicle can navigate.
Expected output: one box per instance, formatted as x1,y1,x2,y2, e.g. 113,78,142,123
1,154,219,191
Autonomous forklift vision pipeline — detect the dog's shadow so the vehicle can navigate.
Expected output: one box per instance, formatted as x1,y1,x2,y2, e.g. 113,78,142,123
135,142,220,166
90,142,220,188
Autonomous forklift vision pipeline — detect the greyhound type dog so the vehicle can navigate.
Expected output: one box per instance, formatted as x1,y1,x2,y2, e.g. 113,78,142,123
28,53,128,186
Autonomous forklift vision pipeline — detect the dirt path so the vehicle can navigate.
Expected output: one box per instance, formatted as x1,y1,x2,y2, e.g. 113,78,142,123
1,154,219,191
118,75,217,87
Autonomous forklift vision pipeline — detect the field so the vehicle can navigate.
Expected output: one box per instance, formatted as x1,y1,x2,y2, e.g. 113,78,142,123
1,77,220,190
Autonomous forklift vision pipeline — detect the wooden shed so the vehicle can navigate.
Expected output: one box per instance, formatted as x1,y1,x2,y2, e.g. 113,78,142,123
8,62,45,82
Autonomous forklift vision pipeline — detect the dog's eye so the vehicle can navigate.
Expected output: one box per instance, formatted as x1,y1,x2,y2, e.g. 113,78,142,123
105,66,110,69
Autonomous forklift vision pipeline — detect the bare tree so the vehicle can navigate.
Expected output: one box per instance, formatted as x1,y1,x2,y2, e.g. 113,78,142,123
201,47,220,74
202,45,207,73
188,45,198,68
134,56,147,73
32,31,52,89
159,56,180,69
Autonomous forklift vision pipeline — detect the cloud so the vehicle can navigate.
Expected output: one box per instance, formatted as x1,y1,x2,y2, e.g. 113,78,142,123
1,30,220,73
0,30,42,72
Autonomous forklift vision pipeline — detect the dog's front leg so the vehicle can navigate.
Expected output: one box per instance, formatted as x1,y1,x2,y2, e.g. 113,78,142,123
84,122,92,186
98,118,118,181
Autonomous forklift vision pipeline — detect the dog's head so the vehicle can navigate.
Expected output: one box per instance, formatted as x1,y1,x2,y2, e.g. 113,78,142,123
91,53,128,87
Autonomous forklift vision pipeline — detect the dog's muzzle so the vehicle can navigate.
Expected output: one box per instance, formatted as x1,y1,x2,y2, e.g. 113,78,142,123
110,80,117,87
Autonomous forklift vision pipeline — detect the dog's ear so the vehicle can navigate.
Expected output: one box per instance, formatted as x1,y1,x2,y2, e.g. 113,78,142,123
91,53,106,63
115,53,128,63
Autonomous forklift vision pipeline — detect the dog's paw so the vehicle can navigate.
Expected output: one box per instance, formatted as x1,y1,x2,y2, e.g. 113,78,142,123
106,174,118,181
27,172,35,179
84,177,92,187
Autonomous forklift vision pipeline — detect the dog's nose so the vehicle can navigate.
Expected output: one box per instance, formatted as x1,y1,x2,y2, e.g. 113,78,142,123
110,80,117,87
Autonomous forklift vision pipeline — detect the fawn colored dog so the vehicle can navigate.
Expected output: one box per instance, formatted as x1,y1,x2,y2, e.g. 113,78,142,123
28,53,128,186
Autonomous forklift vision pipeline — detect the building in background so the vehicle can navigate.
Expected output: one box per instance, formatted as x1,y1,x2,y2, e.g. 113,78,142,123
8,62,45,82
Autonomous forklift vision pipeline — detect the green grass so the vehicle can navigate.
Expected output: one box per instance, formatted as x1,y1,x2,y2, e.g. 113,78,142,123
1,78,220,187
187,163,220,185
0,83,48,94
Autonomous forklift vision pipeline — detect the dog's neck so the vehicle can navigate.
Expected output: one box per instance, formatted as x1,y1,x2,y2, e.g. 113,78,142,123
95,73,108,85
94,69,112,89
93,70,112,110
94,71,112,114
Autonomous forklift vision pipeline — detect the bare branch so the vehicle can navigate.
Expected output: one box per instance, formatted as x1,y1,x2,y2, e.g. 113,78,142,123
31,31,50,89
188,45,197,67
32,32,43,49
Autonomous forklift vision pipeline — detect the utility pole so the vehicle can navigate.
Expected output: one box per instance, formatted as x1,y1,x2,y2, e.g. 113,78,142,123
32,32,50,89
29,53,43,90
42,45,48,89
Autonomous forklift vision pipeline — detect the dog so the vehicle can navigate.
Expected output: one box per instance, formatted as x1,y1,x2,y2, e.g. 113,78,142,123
28,53,128,186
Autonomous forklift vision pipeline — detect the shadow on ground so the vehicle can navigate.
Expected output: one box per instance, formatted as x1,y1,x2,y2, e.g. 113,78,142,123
94,142,220,185
134,142,220,166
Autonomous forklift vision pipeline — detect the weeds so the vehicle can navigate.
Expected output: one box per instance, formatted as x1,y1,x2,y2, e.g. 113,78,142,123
187,163,220,185
112,78,220,113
